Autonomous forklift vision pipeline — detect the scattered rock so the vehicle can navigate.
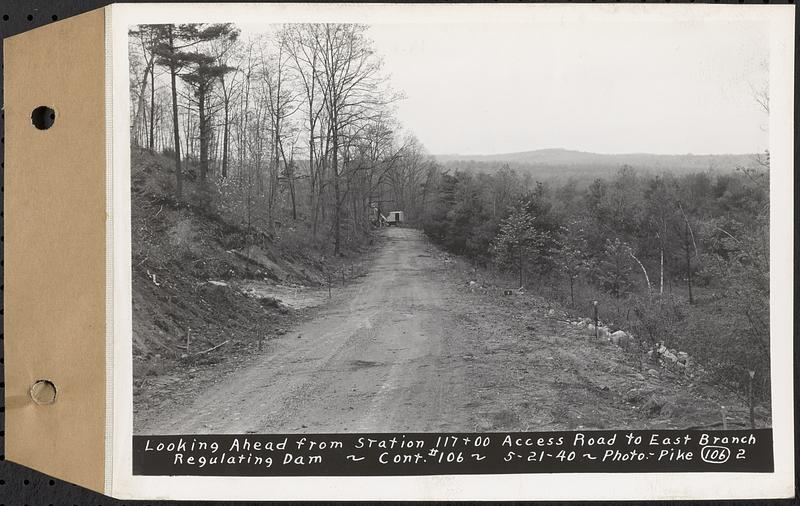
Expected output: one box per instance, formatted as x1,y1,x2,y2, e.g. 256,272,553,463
624,388,647,403
258,296,290,314
647,368,659,377
643,395,667,415
610,330,628,347
661,350,678,363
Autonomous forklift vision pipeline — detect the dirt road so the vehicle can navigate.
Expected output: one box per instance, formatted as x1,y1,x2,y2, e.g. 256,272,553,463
141,227,757,434
146,228,476,433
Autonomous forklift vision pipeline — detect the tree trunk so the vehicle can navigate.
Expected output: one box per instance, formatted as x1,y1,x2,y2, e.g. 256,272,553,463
134,56,155,147
221,100,229,178
685,222,694,304
628,250,652,296
289,171,297,220
168,26,182,200
333,126,341,255
309,133,317,235
269,113,280,227
185,104,192,166
198,86,208,183
659,247,664,296
148,63,156,150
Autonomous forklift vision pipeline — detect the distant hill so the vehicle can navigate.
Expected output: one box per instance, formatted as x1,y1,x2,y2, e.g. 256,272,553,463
434,148,762,180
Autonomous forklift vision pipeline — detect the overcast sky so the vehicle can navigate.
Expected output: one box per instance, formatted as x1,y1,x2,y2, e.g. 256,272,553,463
237,16,769,156
365,19,769,156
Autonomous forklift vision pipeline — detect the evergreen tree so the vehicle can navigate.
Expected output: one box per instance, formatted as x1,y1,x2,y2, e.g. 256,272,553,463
491,199,550,288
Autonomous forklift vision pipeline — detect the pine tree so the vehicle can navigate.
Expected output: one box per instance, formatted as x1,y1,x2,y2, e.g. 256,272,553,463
151,23,239,200
491,200,549,288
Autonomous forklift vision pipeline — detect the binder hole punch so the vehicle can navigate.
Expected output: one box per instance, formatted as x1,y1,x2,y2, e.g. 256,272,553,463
31,106,56,130
30,380,57,405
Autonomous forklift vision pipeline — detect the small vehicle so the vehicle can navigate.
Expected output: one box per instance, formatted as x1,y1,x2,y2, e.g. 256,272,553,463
384,211,404,226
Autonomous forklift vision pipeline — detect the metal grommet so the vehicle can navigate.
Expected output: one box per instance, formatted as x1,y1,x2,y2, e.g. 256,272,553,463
30,379,58,405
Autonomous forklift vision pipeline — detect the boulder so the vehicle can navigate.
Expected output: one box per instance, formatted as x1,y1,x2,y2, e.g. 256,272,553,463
610,330,632,347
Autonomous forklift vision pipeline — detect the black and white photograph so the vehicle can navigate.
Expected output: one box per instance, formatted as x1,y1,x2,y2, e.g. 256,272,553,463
128,12,775,439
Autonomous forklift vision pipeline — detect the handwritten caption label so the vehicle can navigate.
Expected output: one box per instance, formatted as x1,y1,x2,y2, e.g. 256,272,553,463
133,429,773,476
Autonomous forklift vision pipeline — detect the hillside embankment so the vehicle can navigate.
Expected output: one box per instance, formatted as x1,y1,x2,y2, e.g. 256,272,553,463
131,149,374,410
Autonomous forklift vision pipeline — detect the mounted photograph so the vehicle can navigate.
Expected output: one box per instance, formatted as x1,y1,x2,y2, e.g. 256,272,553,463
128,14,774,438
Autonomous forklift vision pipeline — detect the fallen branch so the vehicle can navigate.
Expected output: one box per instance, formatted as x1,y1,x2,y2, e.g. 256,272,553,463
194,340,230,356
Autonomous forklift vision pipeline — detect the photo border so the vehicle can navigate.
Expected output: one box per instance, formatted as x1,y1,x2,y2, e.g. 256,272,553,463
109,2,795,500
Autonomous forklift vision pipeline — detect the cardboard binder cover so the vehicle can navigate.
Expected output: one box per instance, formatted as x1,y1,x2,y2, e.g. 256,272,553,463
4,7,108,493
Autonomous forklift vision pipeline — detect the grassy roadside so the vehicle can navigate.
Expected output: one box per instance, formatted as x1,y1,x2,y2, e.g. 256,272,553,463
430,243,771,431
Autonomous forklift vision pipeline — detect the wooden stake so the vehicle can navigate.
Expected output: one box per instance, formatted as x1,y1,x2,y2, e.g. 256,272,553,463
720,405,728,430
748,370,756,429
592,300,599,340
185,327,191,355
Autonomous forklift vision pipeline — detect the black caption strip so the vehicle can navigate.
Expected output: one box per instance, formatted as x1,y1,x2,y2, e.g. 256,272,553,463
133,429,773,476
